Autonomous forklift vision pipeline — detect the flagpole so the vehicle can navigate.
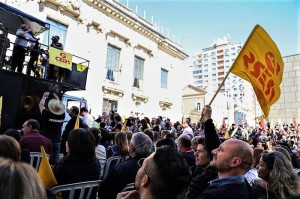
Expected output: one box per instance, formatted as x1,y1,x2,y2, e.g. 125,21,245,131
200,25,260,121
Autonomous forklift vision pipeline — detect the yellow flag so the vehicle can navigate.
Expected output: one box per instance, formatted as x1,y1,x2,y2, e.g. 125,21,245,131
230,25,284,118
74,116,80,129
224,128,230,139
76,63,88,72
121,120,127,133
49,47,73,71
38,146,57,189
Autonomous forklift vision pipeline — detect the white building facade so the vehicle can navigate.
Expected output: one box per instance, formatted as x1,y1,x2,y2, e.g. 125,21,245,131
192,36,256,126
6,0,188,121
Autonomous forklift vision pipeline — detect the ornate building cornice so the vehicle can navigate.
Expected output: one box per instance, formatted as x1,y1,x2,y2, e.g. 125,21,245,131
84,0,188,60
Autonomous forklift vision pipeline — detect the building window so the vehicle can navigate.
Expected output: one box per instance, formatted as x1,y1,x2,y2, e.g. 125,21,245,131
106,44,121,81
43,18,67,47
197,102,201,111
133,56,144,89
161,68,168,89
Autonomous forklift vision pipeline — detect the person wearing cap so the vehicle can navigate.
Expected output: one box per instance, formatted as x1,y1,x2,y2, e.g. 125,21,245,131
39,92,65,164
11,24,35,73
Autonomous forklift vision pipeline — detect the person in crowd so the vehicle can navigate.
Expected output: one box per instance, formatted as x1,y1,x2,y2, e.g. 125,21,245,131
106,132,129,160
39,92,65,164
80,107,95,128
11,24,35,73
139,119,149,132
185,137,218,199
244,148,264,184
252,151,300,199
156,137,177,150
20,119,52,156
191,136,200,151
150,117,156,128
186,105,221,199
199,105,254,199
0,158,46,199
0,135,21,161
186,117,192,128
152,117,162,133
99,121,111,148
116,146,190,199
4,129,30,163
53,128,100,198
144,129,155,151
26,31,40,76
177,134,195,167
181,122,194,138
89,127,106,178
60,106,87,155
99,132,152,199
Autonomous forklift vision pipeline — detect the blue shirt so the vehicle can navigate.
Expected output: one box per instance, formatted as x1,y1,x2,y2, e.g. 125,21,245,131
209,175,245,187
15,28,35,48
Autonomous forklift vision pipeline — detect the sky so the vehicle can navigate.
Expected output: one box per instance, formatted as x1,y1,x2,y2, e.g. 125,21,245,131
119,0,299,63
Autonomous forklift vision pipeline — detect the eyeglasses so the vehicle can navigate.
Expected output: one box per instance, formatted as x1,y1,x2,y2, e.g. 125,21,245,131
137,158,151,186
137,158,145,168
137,158,150,177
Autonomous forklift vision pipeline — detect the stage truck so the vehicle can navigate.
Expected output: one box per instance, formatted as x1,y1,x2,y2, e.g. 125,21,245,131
0,2,89,132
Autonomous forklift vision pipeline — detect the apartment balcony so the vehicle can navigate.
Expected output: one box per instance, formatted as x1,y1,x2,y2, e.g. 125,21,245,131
217,50,224,54
217,55,224,59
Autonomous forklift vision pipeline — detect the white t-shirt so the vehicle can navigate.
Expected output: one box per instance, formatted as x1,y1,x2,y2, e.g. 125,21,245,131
82,114,95,127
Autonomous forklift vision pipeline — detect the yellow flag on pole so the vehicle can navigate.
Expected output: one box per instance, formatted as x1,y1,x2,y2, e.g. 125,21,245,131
224,128,230,139
76,63,88,72
38,146,57,189
121,119,127,133
74,116,80,129
49,47,73,71
230,25,284,118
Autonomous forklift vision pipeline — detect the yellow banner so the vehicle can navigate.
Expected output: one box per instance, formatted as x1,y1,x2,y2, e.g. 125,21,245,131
76,63,88,72
230,25,284,117
49,47,72,71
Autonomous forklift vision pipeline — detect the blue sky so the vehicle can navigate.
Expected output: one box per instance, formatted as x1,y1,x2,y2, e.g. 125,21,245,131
120,0,299,60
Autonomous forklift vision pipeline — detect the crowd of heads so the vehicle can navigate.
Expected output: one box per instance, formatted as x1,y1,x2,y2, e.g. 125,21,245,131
0,107,299,199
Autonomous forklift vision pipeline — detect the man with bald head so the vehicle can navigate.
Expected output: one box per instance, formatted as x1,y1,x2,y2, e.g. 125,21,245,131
199,105,254,199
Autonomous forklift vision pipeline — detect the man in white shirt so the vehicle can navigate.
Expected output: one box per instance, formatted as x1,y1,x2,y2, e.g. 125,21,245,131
11,24,35,73
80,107,95,128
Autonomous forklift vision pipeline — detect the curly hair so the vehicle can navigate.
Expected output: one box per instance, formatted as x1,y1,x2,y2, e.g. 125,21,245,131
262,151,300,198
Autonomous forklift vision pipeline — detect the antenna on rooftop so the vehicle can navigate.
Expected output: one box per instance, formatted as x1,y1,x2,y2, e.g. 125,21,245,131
126,0,129,8
135,5,138,13
144,10,146,19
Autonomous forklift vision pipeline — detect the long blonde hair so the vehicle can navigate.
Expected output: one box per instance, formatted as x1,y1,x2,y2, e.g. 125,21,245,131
0,158,46,199
262,151,300,198
115,132,129,159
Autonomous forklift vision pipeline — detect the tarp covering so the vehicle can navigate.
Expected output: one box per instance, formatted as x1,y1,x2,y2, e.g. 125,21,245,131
0,2,49,35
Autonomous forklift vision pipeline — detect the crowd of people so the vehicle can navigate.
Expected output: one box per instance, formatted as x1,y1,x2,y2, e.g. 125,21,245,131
0,91,299,199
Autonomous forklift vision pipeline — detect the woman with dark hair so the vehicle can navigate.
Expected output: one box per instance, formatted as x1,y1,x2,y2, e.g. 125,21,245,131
53,128,100,187
89,128,106,178
252,151,300,199
0,135,21,162
4,129,30,163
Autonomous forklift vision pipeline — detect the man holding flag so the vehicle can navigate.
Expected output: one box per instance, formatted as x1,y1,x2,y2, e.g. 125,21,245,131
60,106,87,155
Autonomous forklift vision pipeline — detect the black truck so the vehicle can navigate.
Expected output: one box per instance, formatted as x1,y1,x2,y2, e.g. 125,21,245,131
0,2,89,132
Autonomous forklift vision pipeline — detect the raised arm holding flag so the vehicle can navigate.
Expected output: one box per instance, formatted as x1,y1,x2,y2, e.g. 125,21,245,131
201,25,284,125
